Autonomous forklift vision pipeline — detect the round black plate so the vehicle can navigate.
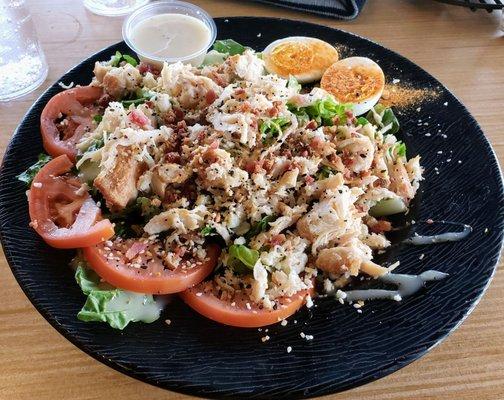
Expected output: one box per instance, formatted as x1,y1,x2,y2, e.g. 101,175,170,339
1,17,503,400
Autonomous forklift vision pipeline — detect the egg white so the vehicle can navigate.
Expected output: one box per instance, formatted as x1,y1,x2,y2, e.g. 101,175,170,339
322,56,385,116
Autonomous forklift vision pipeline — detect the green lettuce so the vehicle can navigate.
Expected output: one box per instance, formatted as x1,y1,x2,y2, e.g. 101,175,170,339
260,117,291,144
213,39,247,56
227,244,259,275
75,265,161,330
244,215,276,241
288,98,351,126
366,104,400,134
16,153,51,186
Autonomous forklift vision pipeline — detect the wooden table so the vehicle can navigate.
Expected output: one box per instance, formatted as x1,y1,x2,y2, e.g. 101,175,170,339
1,1,503,399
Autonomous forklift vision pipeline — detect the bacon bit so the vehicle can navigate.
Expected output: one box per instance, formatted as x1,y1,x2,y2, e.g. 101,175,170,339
165,152,181,164
305,175,315,185
239,101,252,113
144,100,154,108
207,71,227,87
98,93,112,108
234,88,245,96
309,137,323,150
208,140,220,150
138,62,160,76
369,220,392,234
282,149,292,158
129,110,149,127
332,116,340,125
306,120,318,130
245,159,264,174
300,149,309,157
345,110,354,119
270,234,286,246
125,242,148,260
174,108,184,121
205,89,218,105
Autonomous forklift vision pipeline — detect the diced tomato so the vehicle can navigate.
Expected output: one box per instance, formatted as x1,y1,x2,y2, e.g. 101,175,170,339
129,109,149,127
28,155,114,249
40,86,103,161
83,241,220,294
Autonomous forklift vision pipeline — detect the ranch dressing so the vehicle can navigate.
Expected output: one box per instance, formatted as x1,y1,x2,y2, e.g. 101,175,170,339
129,13,211,66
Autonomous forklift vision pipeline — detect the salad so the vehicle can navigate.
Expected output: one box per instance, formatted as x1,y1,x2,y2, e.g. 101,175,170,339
20,37,422,329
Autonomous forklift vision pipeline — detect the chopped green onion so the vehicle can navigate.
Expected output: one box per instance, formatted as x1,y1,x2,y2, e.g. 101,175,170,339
122,54,138,67
93,114,103,123
110,51,138,67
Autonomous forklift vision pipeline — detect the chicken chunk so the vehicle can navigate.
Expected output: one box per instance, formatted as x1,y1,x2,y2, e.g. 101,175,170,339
93,145,144,210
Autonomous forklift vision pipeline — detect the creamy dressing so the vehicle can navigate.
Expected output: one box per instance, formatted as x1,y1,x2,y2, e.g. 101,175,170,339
341,270,448,302
404,221,472,245
106,291,162,323
130,13,211,61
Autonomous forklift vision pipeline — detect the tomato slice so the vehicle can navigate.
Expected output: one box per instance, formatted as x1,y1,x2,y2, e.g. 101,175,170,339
83,241,220,295
28,155,114,249
40,86,103,161
180,281,314,328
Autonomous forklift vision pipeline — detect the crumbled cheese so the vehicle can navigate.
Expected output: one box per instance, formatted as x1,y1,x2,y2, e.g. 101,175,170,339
280,319,288,327
393,294,402,301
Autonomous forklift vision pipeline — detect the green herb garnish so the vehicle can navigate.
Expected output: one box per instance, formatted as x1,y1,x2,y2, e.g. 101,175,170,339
366,104,400,134
357,116,369,126
317,165,336,180
93,114,103,123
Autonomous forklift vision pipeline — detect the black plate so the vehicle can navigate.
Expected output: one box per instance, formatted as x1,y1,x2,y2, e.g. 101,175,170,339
1,17,503,399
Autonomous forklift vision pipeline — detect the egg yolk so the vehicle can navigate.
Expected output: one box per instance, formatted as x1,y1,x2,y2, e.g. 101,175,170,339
321,64,385,103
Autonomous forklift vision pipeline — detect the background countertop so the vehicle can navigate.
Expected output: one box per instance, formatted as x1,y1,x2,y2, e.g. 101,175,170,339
0,1,503,399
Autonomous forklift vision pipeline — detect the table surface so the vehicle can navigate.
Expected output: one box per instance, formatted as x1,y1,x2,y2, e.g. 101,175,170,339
1,1,503,399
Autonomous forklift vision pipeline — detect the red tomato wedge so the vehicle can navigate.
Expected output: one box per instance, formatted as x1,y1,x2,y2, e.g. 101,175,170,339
180,281,314,328
41,86,103,161
83,241,220,295
28,155,114,248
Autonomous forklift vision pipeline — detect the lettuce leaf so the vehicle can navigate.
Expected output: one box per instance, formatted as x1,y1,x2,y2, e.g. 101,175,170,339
213,39,247,56
288,98,351,126
227,244,259,274
16,153,51,186
75,265,161,330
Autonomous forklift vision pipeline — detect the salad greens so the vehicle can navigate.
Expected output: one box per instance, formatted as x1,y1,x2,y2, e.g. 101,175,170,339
75,264,161,330
260,117,291,143
16,153,51,186
357,116,369,126
244,215,276,241
366,104,400,134
201,225,217,236
111,50,138,67
227,244,259,275
317,165,337,180
213,39,247,56
288,98,351,126
287,75,301,93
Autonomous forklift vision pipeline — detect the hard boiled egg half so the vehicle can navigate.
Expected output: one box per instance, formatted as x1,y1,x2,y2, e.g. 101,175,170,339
263,36,339,83
321,56,385,116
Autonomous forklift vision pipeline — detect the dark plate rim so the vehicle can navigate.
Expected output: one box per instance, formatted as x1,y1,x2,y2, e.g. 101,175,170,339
1,16,503,400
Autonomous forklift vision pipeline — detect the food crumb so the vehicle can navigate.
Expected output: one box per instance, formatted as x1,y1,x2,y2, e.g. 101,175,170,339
196,292,203,297
261,335,270,342
281,319,288,327
393,294,402,301
33,182,42,188
392,78,400,84
305,295,313,308
257,33,262,37
165,319,171,325
287,346,292,353
419,253,425,260
443,102,448,106
357,309,363,314
300,332,306,338
484,228,489,234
